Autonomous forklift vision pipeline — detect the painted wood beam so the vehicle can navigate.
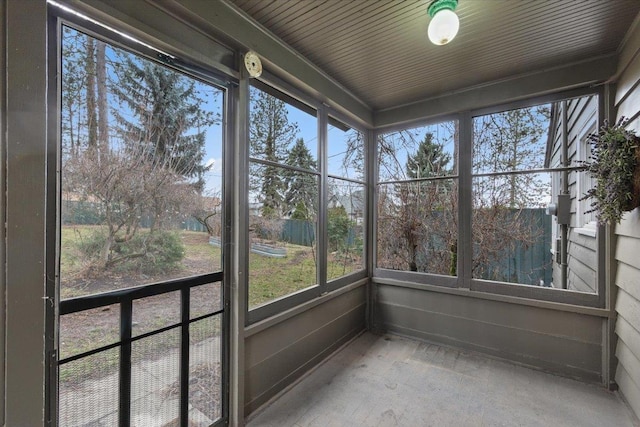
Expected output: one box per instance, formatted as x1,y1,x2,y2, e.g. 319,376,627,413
375,54,618,128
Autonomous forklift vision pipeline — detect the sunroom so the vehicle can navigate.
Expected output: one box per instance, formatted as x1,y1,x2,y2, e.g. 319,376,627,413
3,0,640,426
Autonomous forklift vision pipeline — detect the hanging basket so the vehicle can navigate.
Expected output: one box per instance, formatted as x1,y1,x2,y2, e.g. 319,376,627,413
584,119,640,224
625,145,640,212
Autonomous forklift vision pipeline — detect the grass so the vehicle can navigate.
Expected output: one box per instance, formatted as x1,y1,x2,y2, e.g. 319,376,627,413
58,225,362,384
248,244,318,308
247,243,364,308
61,225,362,306
60,225,222,299
327,249,364,281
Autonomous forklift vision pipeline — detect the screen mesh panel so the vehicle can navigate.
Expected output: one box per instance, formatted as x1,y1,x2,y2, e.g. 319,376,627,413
132,291,181,337
59,348,120,426
190,281,223,319
131,328,181,425
188,315,223,423
59,304,120,360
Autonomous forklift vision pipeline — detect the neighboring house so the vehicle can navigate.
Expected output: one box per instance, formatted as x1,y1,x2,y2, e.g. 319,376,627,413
248,202,263,217
545,95,599,293
328,190,365,224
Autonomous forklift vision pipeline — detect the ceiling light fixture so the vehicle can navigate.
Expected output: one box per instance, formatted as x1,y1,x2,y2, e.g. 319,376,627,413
427,0,459,46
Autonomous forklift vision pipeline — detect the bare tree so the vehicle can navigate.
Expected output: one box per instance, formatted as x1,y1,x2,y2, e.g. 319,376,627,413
61,27,217,273
376,113,549,284
376,130,457,274
191,190,223,236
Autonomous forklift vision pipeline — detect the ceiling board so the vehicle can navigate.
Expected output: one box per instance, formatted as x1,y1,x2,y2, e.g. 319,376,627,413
230,0,640,111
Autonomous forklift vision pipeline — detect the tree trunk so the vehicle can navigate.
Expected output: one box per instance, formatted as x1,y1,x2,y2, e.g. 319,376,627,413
96,40,108,153
100,234,114,269
85,37,97,148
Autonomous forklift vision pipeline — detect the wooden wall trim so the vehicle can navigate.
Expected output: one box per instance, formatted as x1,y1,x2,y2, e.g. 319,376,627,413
373,277,609,317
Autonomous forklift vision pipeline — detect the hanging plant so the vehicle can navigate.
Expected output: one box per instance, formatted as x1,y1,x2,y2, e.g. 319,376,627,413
582,117,640,225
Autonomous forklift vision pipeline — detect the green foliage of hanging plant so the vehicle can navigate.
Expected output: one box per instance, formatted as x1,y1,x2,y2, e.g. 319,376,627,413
582,117,640,225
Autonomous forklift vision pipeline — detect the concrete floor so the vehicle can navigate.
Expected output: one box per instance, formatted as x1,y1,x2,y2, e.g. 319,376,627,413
247,332,638,427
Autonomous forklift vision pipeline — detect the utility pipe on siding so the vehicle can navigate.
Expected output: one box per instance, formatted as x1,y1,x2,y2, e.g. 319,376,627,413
560,101,569,289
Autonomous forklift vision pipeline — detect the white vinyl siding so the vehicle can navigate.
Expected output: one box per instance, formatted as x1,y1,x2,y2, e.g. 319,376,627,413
547,96,599,293
613,18,640,421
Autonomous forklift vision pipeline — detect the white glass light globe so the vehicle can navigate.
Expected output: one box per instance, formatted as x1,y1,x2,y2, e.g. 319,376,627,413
428,9,459,45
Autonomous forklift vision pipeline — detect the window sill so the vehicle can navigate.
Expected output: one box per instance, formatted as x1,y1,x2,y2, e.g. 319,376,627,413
575,226,597,238
245,278,368,334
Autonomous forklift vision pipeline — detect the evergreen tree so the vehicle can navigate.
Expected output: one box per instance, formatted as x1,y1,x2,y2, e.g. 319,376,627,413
284,138,317,218
249,89,298,217
111,56,216,232
327,205,351,252
261,164,284,219
406,133,451,178
290,201,309,220
113,58,214,189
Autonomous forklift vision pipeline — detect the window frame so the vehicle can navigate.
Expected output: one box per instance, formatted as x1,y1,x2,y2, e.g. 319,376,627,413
48,6,238,425
576,117,598,235
372,87,607,308
373,113,461,288
246,72,368,324
326,114,368,290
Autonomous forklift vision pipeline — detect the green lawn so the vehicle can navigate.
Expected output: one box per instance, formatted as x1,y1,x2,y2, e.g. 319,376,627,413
248,244,318,308
60,225,222,298
58,225,362,383
248,244,364,308
61,225,362,306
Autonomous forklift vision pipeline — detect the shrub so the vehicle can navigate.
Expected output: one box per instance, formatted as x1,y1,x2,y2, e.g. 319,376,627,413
117,231,185,274
62,200,105,225
71,229,185,275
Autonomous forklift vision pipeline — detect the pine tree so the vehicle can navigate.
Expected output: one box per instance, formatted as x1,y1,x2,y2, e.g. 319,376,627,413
283,138,317,219
112,56,216,232
249,89,298,217
113,57,214,189
406,133,451,178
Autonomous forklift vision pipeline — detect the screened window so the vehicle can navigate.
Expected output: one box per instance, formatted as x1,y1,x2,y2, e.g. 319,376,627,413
59,25,225,426
376,121,458,276
471,104,553,285
327,118,366,281
472,95,600,294
248,85,319,309
373,92,601,301
60,27,224,297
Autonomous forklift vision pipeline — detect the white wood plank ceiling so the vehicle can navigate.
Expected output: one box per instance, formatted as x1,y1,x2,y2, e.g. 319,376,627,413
229,0,640,111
